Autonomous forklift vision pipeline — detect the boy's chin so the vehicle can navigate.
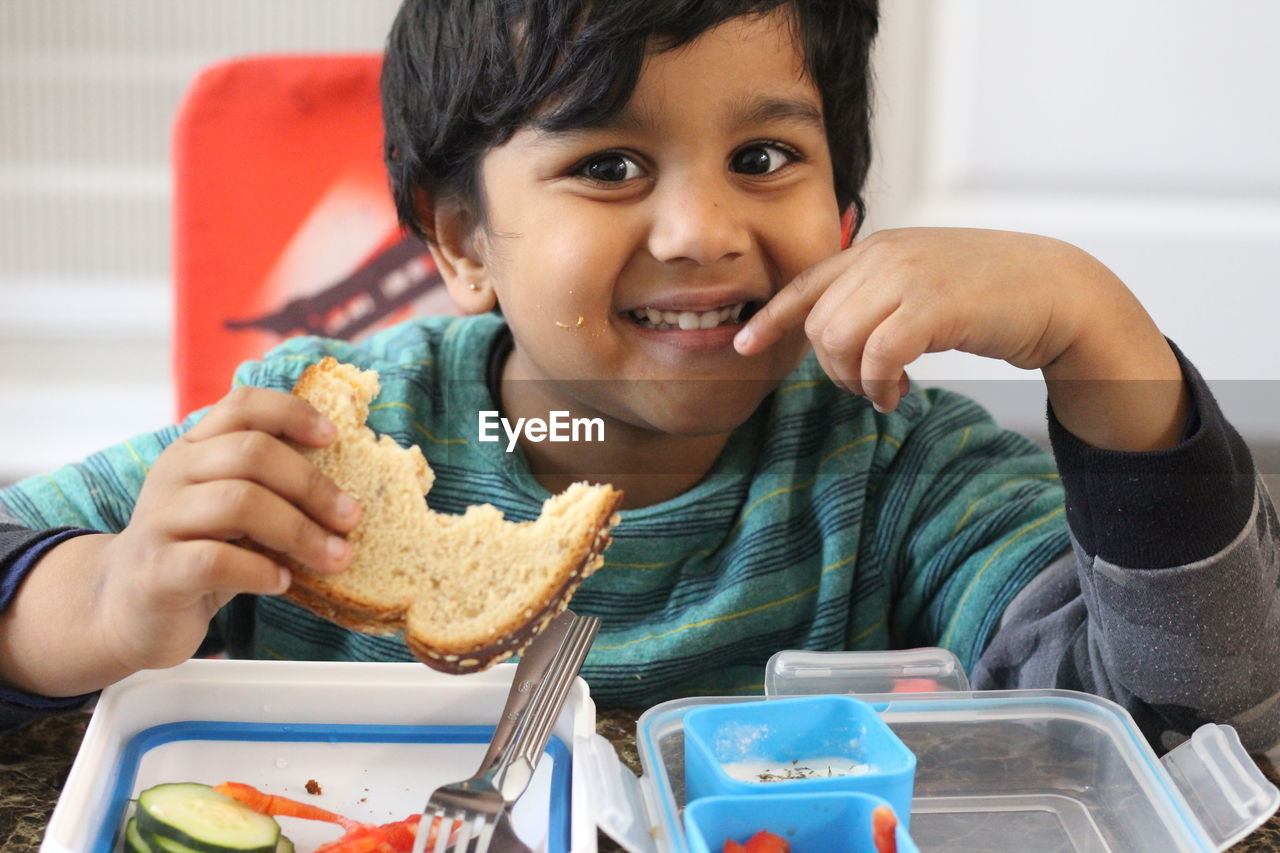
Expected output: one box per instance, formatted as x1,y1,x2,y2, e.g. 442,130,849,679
629,379,777,436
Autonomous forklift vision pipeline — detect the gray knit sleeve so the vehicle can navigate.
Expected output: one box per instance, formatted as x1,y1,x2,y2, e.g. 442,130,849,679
974,342,1280,754
974,481,1280,753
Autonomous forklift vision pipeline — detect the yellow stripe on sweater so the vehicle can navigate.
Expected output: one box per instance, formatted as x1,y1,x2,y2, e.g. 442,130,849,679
951,474,1061,536
412,423,468,445
940,506,1065,649
594,552,856,651
123,440,150,476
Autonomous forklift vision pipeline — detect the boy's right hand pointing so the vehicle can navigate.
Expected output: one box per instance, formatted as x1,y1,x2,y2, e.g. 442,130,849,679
97,385,362,674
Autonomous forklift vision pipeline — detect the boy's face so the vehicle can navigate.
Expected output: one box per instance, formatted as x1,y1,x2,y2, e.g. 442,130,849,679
457,10,842,436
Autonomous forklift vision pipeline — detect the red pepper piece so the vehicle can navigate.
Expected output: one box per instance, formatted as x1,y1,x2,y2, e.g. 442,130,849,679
744,829,791,853
871,804,898,853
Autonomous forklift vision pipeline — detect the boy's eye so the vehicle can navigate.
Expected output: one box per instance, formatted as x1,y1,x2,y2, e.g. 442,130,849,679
578,153,644,183
730,143,797,176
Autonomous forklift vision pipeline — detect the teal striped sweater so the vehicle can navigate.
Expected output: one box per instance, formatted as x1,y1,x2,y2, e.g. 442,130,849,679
0,314,1070,705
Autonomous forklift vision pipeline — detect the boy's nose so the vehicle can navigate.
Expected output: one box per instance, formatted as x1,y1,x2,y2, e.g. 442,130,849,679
646,179,750,266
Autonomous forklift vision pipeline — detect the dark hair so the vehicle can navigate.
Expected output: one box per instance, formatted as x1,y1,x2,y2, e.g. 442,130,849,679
381,0,879,244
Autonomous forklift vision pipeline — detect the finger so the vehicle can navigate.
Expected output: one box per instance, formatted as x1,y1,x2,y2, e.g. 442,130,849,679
861,309,929,413
181,430,360,533
807,287,902,398
185,385,336,448
810,343,853,397
735,250,856,356
165,480,353,575
800,264,872,356
153,540,293,599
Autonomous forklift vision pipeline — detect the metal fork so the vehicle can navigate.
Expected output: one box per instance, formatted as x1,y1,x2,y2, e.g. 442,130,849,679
411,610,600,853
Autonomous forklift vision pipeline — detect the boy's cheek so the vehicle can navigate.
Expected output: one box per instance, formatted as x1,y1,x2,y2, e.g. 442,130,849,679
760,214,845,286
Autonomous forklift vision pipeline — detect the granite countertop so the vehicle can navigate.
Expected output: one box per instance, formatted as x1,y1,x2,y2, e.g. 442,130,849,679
3,708,1278,851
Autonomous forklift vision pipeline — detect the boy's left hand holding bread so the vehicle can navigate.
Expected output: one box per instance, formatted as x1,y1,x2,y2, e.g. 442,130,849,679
736,227,1191,451
0,385,361,697
0,360,622,697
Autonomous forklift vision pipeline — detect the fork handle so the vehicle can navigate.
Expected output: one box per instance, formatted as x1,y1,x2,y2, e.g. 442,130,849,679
476,609,577,773
497,614,599,802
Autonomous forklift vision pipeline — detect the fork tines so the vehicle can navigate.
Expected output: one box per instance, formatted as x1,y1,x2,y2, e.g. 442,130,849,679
412,611,599,853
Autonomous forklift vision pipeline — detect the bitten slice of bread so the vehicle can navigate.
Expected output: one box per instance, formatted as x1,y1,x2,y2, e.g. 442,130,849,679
280,356,622,674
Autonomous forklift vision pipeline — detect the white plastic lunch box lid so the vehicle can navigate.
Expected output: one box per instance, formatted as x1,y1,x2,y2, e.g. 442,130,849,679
43,659,596,853
44,650,1280,853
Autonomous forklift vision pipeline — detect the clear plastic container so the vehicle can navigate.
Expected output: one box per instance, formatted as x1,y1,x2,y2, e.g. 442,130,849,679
591,648,1280,853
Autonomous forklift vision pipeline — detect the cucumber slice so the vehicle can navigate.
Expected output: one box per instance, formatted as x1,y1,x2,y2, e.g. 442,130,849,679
135,783,280,853
146,833,204,853
124,818,155,853
125,815,204,853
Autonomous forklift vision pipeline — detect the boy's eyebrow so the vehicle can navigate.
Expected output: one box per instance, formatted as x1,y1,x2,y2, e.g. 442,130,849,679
527,93,825,145
528,105,654,142
725,94,826,135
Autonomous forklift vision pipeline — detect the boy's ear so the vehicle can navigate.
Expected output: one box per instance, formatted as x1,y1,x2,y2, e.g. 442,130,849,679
840,207,857,249
420,190,497,314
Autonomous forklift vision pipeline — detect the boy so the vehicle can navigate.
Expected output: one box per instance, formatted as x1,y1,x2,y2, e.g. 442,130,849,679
2,0,1278,754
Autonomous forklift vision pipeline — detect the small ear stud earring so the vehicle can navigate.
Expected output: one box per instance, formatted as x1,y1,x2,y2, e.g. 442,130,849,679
467,282,480,291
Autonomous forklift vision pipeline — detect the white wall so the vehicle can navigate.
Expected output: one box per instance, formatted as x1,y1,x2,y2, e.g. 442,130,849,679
0,0,402,483
3,1,1279,482
866,0,1280,457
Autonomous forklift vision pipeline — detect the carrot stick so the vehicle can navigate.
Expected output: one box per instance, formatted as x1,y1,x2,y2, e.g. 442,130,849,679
215,781,456,852
214,781,361,830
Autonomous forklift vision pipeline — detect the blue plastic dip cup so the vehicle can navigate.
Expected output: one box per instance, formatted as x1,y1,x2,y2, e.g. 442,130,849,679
682,695,916,825
683,791,920,853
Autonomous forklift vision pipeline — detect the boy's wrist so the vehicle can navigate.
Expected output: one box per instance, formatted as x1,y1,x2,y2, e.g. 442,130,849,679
0,532,134,697
1040,270,1190,451
1046,340,1254,567
1043,347,1190,452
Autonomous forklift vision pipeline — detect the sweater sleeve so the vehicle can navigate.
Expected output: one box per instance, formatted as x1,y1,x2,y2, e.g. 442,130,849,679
973,342,1280,753
0,341,347,731
0,412,207,732
0,520,99,731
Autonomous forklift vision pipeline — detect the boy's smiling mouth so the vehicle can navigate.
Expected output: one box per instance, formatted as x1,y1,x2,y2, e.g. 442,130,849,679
626,301,761,331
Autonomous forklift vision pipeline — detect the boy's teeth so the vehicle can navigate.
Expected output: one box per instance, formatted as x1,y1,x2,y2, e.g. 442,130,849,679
631,302,748,330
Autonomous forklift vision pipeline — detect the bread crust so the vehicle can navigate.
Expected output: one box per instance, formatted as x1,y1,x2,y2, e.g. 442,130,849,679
404,504,620,673
282,500,622,674
276,357,623,675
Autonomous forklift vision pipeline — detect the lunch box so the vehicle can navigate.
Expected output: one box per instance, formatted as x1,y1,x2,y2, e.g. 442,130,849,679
44,659,591,853
44,648,1280,853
